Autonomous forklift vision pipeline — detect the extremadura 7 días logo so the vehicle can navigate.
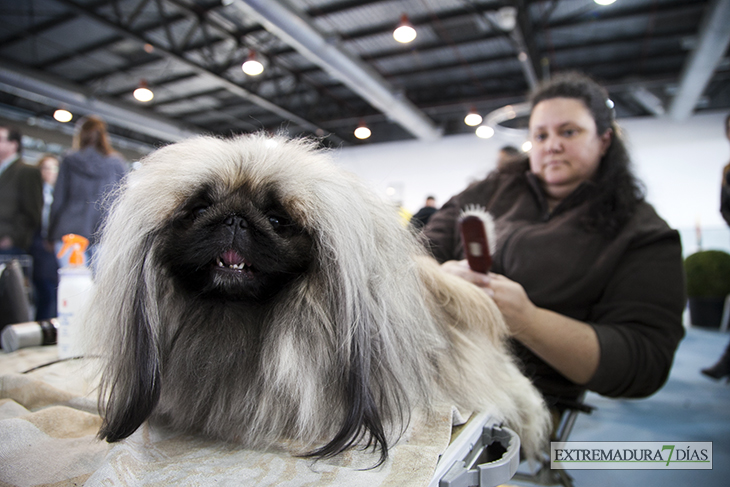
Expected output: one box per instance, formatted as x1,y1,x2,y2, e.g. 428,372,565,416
550,442,712,470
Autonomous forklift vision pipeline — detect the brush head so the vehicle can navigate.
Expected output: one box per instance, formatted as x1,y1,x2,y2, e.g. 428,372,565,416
459,206,496,274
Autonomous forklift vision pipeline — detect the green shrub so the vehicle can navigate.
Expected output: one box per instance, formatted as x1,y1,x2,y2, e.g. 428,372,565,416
684,250,730,297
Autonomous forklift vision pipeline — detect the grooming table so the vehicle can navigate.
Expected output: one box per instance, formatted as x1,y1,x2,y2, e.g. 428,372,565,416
431,413,520,487
0,345,520,487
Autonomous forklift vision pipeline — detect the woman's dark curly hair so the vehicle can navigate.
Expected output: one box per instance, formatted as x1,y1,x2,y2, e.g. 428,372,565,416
527,72,645,238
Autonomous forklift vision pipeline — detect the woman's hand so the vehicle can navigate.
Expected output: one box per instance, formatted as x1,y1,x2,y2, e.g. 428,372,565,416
439,260,536,336
440,259,599,385
482,273,539,340
440,259,490,288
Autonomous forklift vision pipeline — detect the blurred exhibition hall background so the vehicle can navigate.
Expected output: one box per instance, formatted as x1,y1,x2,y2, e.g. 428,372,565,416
1,0,729,253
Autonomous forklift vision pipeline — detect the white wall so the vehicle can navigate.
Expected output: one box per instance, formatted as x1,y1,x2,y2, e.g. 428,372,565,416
331,111,730,256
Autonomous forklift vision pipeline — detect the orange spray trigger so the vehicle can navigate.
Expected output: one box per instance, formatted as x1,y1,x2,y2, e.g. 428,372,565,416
57,234,89,266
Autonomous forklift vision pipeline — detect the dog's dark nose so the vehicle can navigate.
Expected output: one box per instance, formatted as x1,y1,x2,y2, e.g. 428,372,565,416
224,215,248,229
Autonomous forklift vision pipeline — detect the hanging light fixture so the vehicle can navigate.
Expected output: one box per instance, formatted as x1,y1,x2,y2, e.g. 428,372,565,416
242,50,264,76
475,125,495,139
53,108,73,123
494,6,517,32
464,107,483,126
393,14,417,44
594,0,617,5
354,120,372,140
133,80,154,102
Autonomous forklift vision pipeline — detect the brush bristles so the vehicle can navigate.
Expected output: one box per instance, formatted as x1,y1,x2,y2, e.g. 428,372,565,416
460,205,497,256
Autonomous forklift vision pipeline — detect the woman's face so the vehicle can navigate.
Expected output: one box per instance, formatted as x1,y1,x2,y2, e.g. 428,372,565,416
528,97,612,202
40,157,59,186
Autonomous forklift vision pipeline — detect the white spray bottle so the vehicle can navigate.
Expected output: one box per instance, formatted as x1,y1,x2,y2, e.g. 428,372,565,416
56,234,93,359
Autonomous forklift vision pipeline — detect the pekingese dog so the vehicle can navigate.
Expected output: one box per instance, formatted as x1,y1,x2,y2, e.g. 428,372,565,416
83,134,549,466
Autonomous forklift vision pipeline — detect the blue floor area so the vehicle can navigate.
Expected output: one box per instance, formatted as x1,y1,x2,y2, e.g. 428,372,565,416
563,326,730,487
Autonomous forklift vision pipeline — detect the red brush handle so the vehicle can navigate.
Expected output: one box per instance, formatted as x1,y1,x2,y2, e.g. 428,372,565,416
460,215,492,274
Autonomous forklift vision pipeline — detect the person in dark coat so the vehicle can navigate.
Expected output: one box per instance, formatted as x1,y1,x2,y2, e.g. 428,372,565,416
0,124,43,255
410,196,438,230
29,154,60,320
702,112,730,381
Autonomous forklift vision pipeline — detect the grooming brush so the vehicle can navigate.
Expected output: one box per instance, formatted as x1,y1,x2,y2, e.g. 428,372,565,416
459,206,496,274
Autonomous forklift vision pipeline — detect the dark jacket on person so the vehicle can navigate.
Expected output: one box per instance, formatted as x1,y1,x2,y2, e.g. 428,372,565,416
48,147,126,244
720,162,730,226
410,206,438,230
424,170,686,401
0,158,43,251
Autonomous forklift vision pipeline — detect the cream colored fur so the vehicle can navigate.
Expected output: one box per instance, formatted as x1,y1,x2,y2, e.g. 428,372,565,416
82,133,549,463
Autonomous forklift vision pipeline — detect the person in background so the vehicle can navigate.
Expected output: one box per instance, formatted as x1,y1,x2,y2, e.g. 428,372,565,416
29,154,60,320
702,112,730,381
719,113,730,227
423,72,686,410
496,145,521,171
410,195,438,230
48,116,127,266
0,124,43,256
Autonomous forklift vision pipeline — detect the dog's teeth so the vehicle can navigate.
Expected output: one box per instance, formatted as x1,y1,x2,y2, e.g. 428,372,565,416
216,257,248,270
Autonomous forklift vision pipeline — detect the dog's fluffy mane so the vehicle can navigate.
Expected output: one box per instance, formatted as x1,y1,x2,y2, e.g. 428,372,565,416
83,133,548,465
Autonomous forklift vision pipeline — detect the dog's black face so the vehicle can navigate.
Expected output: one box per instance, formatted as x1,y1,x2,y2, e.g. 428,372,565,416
159,183,314,302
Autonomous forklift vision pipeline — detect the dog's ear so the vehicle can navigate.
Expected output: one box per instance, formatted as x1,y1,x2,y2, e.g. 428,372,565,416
98,290,160,441
305,327,390,466
96,238,162,443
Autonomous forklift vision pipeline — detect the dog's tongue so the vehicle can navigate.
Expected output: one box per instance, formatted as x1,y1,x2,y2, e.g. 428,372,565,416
221,249,245,266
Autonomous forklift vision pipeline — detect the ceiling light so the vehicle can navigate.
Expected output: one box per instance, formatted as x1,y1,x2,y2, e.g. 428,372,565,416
594,0,617,5
354,121,371,140
475,125,495,139
522,141,532,152
464,107,483,126
53,109,73,123
133,80,154,102
242,51,264,76
393,14,417,44
494,6,517,31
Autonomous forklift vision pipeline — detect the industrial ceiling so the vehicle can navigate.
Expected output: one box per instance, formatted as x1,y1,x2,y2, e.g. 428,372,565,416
0,0,729,152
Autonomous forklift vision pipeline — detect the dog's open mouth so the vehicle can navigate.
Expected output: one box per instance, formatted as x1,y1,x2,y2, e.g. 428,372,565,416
215,249,254,275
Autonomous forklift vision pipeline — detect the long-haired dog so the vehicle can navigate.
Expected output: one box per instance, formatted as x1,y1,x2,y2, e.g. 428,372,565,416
83,134,549,466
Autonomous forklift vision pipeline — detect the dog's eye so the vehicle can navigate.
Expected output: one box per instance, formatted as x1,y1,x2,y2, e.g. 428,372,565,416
191,205,209,219
268,215,294,231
